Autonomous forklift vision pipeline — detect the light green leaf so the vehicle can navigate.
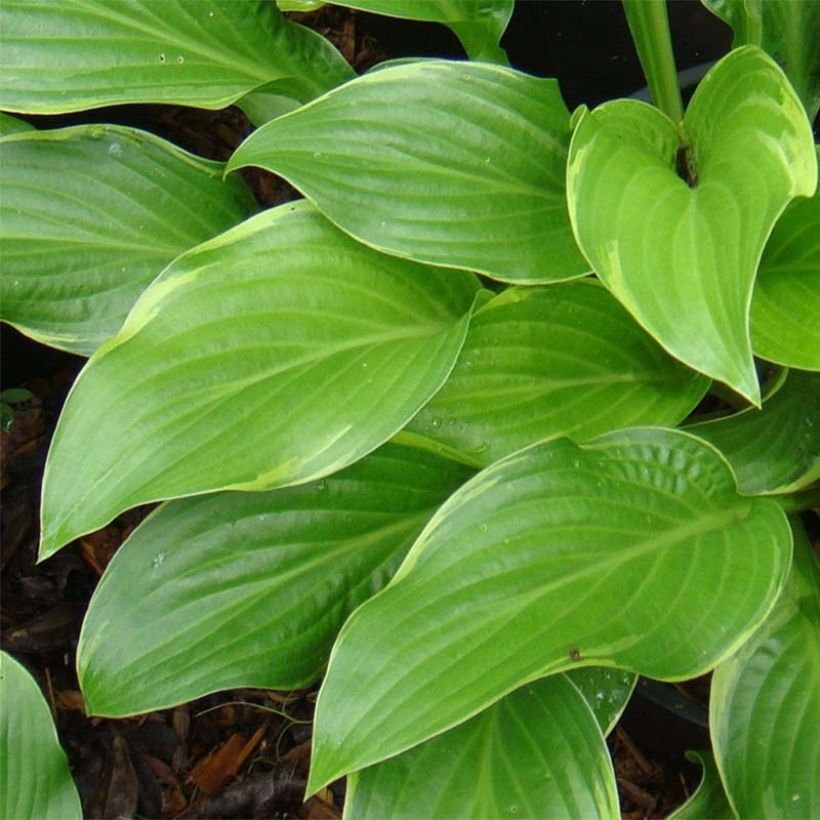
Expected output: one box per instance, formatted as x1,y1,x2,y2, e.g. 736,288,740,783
0,652,82,820
40,201,479,559
333,1,513,64
0,0,353,114
751,171,820,371
277,0,325,11
567,47,817,405
307,428,791,792
0,112,33,136
78,443,472,717
345,675,618,820
669,750,734,819
403,281,708,465
711,517,820,819
701,0,819,120
228,60,589,285
0,124,257,355
687,370,820,494
566,667,637,736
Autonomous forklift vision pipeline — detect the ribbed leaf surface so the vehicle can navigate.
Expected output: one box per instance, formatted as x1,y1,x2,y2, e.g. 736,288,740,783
0,652,81,820
751,177,820,370
567,47,816,404
228,60,589,284
307,428,791,791
711,518,820,818
0,0,352,114
78,444,472,717
404,281,708,465
688,370,820,494
345,676,619,820
40,202,479,558
0,125,257,355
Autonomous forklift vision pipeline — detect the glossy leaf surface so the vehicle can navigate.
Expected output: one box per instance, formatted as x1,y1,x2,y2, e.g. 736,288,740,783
40,202,479,558
669,751,734,819
566,667,637,735
0,652,82,820
229,60,589,284
751,175,820,371
308,428,791,791
0,0,353,114
0,125,257,355
78,444,472,716
404,281,708,465
335,0,513,63
711,518,820,818
345,676,618,820
688,370,820,494
567,47,816,404
701,0,819,119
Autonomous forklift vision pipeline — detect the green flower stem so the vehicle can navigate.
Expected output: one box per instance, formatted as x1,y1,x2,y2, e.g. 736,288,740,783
622,0,684,124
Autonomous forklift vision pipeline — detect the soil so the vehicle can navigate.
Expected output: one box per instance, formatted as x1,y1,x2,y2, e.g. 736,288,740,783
2,3,740,817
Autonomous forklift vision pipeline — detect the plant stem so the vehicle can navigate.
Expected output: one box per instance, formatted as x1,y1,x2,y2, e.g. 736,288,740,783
622,0,684,124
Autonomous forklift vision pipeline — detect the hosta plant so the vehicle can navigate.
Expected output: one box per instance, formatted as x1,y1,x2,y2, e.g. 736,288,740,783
1,0,818,816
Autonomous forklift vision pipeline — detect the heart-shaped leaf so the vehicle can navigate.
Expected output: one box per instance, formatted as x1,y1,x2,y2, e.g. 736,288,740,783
403,280,708,465
688,369,820,494
0,0,352,114
0,652,82,820
0,125,257,355
701,0,819,120
40,201,479,559
567,46,817,404
751,168,820,371
710,517,820,818
307,428,791,791
77,444,472,717
669,751,734,819
228,60,589,284
345,675,619,820
333,1,513,64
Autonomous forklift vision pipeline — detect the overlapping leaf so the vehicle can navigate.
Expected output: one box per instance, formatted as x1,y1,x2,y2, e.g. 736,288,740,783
566,667,637,735
345,676,618,820
332,1,514,64
0,652,82,820
688,370,820,494
711,518,820,818
669,751,734,819
403,281,708,465
307,428,791,791
78,444,472,717
0,0,352,114
0,125,257,355
228,60,589,284
751,173,820,371
567,47,817,404
0,112,32,136
701,0,819,119
40,202,479,558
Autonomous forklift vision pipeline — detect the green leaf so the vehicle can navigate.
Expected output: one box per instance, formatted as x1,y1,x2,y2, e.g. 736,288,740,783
701,0,820,120
277,0,325,11
0,125,257,355
687,370,820,494
567,47,817,405
402,281,708,466
307,428,791,791
0,652,82,820
0,0,353,114
78,443,472,717
751,170,820,371
228,60,589,285
565,667,637,736
710,517,820,818
40,201,479,559
668,750,734,819
333,1,513,64
0,112,33,136
345,675,618,820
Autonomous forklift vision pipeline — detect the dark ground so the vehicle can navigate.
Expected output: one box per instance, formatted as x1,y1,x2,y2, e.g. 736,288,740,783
2,3,736,817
